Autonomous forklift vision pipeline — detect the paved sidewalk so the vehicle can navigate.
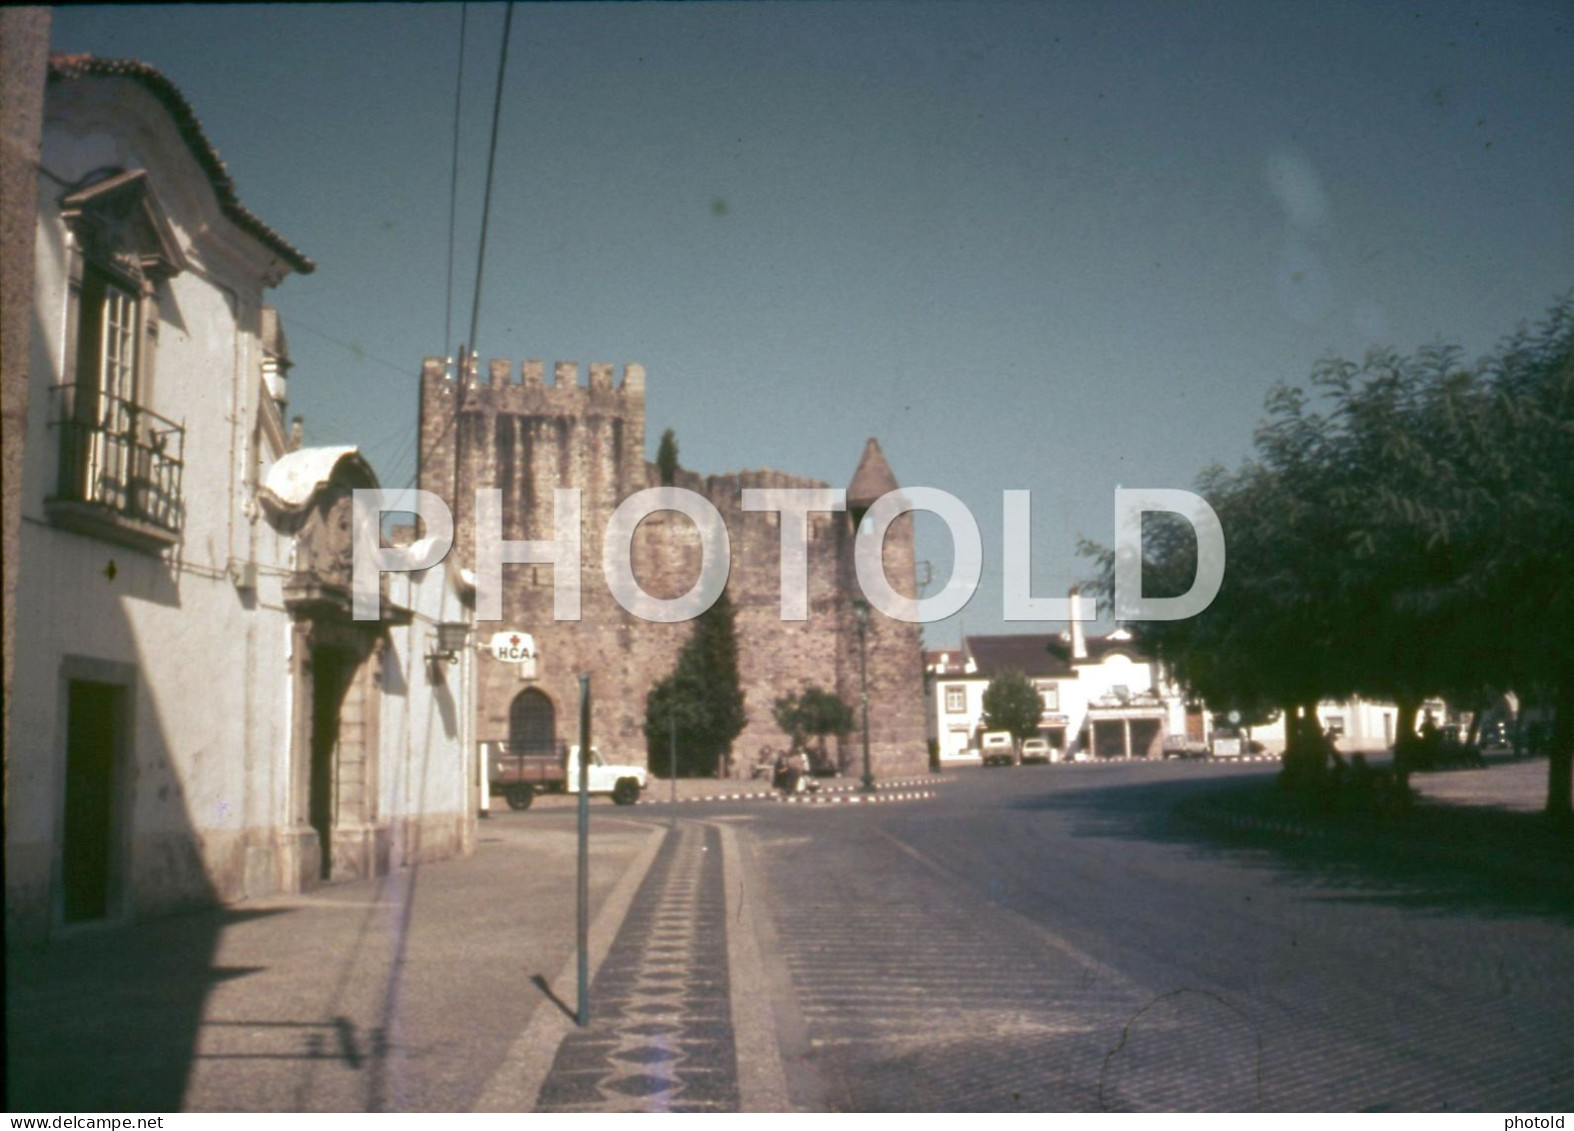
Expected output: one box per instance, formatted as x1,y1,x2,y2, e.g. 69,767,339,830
534,824,737,1112
1407,753,1550,812
1184,755,1574,884
5,814,662,1112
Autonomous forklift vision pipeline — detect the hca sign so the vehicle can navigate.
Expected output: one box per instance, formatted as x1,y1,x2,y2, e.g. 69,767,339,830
351,486,1224,625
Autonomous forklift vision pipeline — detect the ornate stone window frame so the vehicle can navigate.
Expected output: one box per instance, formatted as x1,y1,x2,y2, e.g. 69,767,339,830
49,169,188,551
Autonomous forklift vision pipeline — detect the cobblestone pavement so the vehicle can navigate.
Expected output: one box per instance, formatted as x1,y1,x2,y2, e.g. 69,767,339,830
743,762,1574,1111
751,812,1153,1111
534,824,739,1112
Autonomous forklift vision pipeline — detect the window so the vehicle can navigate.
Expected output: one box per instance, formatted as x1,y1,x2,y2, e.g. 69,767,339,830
49,171,186,550
1037,681,1059,711
945,685,966,713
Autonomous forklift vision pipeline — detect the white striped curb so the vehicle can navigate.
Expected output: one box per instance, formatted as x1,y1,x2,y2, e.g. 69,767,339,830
638,775,948,807
777,789,937,805
1043,754,1284,766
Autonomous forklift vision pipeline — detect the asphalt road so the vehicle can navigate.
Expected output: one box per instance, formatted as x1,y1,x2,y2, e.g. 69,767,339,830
716,761,1574,1112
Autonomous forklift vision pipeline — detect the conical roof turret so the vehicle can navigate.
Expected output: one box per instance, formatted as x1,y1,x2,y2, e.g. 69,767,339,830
847,437,900,512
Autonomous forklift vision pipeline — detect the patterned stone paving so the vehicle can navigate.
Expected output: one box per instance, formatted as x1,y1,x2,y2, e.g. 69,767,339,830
534,825,739,1112
752,804,1574,1111
755,821,1154,1111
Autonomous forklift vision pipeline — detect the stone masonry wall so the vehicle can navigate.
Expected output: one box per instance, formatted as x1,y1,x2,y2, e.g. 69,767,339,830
419,357,927,779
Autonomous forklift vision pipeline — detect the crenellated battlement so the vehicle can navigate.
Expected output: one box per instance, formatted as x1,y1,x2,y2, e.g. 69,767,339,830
698,468,831,510
420,356,646,417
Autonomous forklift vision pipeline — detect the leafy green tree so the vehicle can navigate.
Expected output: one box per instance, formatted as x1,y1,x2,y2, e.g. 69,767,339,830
656,428,680,486
1339,300,1574,816
772,686,855,771
1083,293,1574,818
981,670,1043,748
644,589,746,777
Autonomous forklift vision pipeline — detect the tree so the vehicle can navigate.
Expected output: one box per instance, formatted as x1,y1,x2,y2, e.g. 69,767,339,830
1082,293,1574,818
980,670,1042,748
644,589,746,777
772,686,855,772
656,428,680,486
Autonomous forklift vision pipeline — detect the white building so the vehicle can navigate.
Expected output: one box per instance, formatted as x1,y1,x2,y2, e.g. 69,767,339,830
928,621,1418,764
6,55,475,939
927,619,1195,763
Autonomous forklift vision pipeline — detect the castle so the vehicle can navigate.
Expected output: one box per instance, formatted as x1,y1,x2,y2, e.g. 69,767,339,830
417,356,929,779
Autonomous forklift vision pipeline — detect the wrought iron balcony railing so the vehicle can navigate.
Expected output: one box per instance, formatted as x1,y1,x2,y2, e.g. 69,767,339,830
49,384,185,544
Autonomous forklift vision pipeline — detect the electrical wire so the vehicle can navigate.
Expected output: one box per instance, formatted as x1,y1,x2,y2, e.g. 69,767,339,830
466,0,516,364
280,314,412,377
406,0,515,495
443,4,468,362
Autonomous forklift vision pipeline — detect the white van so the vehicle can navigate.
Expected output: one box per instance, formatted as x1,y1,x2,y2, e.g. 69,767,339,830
981,731,1015,767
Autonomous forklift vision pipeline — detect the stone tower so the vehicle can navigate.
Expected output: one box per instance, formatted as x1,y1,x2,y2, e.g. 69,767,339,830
417,356,928,780
838,438,929,779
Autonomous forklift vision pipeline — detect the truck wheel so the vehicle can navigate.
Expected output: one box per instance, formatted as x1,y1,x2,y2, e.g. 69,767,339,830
505,783,535,811
612,778,641,806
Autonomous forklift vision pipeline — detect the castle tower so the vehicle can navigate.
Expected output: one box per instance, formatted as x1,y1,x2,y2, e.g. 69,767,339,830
836,438,929,778
417,358,928,781
418,356,674,764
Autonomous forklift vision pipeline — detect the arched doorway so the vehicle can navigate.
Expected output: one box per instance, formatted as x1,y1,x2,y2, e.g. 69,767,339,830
509,688,556,757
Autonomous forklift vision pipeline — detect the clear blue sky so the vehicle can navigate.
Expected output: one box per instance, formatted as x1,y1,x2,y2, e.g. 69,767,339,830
52,2,1573,646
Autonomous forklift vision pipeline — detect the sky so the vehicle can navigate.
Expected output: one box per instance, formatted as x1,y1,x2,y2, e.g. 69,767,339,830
50,1,1574,647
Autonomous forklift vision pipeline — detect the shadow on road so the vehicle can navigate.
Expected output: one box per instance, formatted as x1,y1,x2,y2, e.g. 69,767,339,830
5,906,287,1111
1006,772,1574,924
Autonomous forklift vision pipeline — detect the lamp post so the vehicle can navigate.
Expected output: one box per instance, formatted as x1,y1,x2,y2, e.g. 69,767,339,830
853,597,874,792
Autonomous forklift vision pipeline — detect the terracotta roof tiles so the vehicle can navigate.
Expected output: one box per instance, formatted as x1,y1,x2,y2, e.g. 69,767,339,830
48,53,315,275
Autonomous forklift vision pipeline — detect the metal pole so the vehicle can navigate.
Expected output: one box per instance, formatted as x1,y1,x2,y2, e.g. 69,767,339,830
859,616,874,792
669,712,677,825
577,674,591,1027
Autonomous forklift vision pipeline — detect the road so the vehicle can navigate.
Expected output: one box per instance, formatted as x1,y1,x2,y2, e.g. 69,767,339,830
11,759,1570,1113
704,761,1574,1111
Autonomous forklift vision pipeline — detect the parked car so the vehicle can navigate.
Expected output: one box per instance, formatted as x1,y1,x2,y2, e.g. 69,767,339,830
980,731,1016,767
1020,738,1052,764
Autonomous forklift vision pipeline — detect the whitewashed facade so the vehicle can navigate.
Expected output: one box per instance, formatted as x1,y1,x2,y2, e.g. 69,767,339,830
928,626,1414,763
6,57,475,939
927,625,1191,763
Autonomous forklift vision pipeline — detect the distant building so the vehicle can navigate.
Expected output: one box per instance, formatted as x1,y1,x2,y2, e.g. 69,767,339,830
6,55,475,939
928,618,1418,762
928,620,1191,762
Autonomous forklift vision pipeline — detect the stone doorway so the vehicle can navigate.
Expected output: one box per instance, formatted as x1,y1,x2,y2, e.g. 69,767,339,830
308,646,354,880
291,623,381,888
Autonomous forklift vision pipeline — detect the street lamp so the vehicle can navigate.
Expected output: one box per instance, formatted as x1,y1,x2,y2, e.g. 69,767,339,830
853,596,874,792
428,620,471,678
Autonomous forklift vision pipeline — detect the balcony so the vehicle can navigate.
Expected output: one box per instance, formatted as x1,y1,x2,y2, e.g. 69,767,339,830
47,384,185,552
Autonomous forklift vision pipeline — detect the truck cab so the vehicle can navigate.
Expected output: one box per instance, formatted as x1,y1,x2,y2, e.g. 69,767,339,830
566,745,647,805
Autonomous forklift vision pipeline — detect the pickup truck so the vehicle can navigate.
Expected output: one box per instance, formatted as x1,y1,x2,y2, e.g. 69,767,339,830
485,742,647,810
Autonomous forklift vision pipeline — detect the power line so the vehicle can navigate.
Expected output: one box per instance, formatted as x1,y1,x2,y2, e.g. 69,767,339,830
443,3,468,360
408,0,516,493
465,0,516,363
280,314,412,377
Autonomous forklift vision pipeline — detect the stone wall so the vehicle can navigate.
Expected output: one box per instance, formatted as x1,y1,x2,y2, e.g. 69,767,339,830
419,357,927,779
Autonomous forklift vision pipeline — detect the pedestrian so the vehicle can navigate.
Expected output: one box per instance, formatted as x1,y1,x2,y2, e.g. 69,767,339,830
786,747,808,795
